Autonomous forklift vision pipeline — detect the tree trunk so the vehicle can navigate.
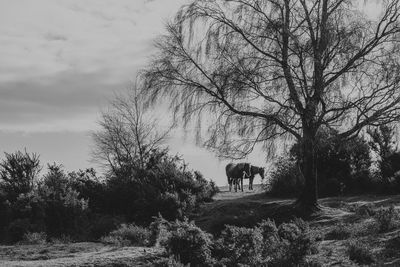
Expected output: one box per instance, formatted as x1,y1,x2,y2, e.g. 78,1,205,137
296,127,319,212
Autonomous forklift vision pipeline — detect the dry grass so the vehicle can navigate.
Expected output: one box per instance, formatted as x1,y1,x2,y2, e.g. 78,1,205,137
0,242,162,266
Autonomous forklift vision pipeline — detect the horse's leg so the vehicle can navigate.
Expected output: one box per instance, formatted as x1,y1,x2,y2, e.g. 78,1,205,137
228,177,232,192
249,177,254,190
241,177,244,192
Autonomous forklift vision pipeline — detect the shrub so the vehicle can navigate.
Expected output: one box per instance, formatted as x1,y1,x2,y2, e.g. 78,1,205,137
347,239,375,264
214,218,315,267
88,214,124,240
6,219,32,243
354,203,375,217
374,205,398,232
325,223,352,240
100,235,130,246
268,156,302,197
149,214,171,246
215,225,264,266
275,220,316,266
0,150,41,201
38,164,88,239
22,232,47,245
162,219,213,266
49,235,72,244
102,223,151,247
351,220,378,237
103,149,218,225
285,127,372,197
384,235,400,257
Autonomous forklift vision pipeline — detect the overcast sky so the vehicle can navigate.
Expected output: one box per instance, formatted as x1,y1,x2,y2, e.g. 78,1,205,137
0,0,251,185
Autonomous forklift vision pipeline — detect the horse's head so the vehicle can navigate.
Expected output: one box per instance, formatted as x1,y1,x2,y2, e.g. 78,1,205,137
259,167,265,180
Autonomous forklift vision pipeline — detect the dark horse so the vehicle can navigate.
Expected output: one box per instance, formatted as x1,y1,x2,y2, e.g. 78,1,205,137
225,163,265,192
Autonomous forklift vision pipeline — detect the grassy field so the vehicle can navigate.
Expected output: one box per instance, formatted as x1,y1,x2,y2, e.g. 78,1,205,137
1,184,400,266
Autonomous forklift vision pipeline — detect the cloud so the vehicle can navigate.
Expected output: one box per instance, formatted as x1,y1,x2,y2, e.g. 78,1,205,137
0,0,188,83
0,69,130,132
0,0,189,132
44,32,68,42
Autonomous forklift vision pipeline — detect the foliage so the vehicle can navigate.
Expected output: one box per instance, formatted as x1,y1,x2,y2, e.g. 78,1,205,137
68,168,107,213
87,214,124,240
161,218,213,266
384,235,400,258
38,164,88,239
22,232,47,245
214,225,264,266
275,220,316,266
149,214,172,247
101,223,151,247
324,223,352,240
368,125,400,185
269,128,372,197
374,205,398,232
213,218,315,266
0,147,217,244
267,156,302,197
104,148,218,224
6,219,35,244
0,150,41,201
347,239,375,265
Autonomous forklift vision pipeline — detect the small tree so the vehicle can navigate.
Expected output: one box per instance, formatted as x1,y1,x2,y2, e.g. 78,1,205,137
368,125,397,160
92,86,172,177
38,164,88,238
0,150,41,201
368,125,399,179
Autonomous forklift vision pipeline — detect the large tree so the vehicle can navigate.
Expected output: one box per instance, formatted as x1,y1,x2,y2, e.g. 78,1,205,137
142,0,400,210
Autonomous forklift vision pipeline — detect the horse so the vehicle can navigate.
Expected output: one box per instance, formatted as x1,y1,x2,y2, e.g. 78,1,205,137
225,163,265,192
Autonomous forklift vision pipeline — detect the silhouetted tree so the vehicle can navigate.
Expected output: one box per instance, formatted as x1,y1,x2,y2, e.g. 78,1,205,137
142,0,400,211
92,86,172,177
0,150,41,201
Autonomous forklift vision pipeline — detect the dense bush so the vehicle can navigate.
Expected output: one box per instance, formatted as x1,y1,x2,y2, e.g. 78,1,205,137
22,232,47,245
268,128,372,197
212,218,316,267
38,164,88,239
214,225,264,266
267,156,302,197
0,147,217,244
87,214,124,240
0,150,41,201
324,223,352,240
347,239,375,264
104,149,218,225
384,235,400,258
374,205,398,232
101,223,151,246
161,218,214,266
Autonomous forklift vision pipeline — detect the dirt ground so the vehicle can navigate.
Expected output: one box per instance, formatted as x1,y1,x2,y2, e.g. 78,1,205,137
1,185,400,266
0,242,162,266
